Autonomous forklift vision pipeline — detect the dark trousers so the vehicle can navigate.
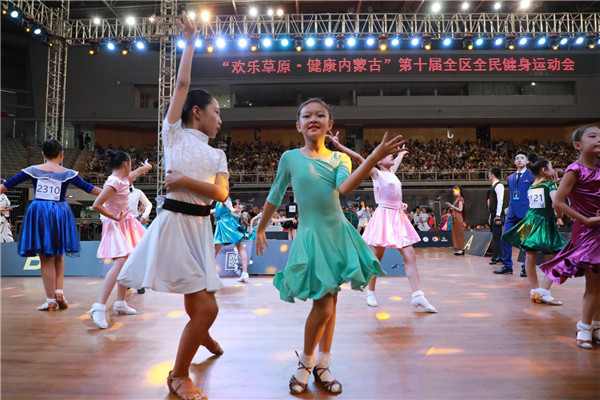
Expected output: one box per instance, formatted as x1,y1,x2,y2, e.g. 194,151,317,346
501,214,526,270
490,215,503,261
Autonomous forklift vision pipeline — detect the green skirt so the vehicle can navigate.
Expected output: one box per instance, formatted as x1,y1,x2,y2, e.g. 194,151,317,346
502,214,567,254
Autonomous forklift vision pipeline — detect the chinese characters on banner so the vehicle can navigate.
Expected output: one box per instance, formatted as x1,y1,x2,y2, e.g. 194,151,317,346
220,55,576,76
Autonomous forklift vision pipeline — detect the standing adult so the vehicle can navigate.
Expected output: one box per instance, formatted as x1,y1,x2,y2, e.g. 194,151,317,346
282,193,298,240
446,186,465,256
0,179,14,242
487,167,505,265
494,151,533,276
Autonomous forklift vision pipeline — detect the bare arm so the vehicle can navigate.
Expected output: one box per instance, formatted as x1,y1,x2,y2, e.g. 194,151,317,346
127,160,152,183
338,133,404,195
92,186,125,221
327,131,378,179
255,201,279,255
553,171,600,226
166,12,198,125
389,146,408,175
164,170,229,203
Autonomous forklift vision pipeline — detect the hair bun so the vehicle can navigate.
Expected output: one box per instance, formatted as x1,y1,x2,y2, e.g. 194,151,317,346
527,153,538,163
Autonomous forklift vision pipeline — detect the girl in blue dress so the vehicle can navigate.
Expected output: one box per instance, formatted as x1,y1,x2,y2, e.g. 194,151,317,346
255,98,404,395
213,197,249,282
1,139,101,311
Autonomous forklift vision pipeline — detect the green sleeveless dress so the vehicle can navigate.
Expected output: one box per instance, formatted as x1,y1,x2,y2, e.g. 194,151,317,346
266,149,385,302
502,180,567,254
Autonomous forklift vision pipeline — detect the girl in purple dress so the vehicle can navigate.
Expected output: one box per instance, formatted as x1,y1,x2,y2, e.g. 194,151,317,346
540,125,600,349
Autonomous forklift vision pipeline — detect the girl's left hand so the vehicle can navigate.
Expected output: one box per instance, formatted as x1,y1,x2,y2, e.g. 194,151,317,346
165,169,187,192
177,11,199,45
255,230,269,256
556,217,564,227
141,159,152,169
326,131,341,147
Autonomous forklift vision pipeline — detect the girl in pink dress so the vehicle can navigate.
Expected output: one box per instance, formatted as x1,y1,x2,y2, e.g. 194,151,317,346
539,125,600,349
328,132,437,312
88,151,152,329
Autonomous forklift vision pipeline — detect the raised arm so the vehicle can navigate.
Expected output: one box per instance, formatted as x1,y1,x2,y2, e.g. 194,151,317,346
327,131,378,179
389,145,408,174
166,12,198,125
338,132,404,195
127,159,152,182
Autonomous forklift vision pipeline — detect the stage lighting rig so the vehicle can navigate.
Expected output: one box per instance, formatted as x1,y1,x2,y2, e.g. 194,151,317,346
421,35,432,50
462,34,474,50
505,35,516,50
378,36,388,51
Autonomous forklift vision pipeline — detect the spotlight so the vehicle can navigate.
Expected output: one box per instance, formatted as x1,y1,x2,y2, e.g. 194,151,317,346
378,36,388,51
391,37,400,47
135,40,145,50
88,40,99,55
324,37,335,48
207,44,214,53
421,35,432,50
548,34,559,50
575,36,585,45
187,11,196,20
106,41,116,51
505,35,516,50
431,2,441,13
238,37,248,49
125,16,135,26
276,9,284,17
494,36,504,46
536,36,547,46
250,37,258,51
201,11,210,22
34,27,42,35
280,37,290,47
518,36,528,46
305,37,316,48
249,7,258,17
294,37,302,52
121,40,131,55
494,2,502,10
410,37,420,47
177,39,185,49
10,10,19,18
442,37,452,47
461,2,470,11
261,37,272,48
587,34,597,49
93,17,101,25
366,37,376,47
559,37,569,46
347,37,357,47
148,15,156,23
195,38,202,48
216,37,226,49
267,9,274,17
474,37,484,47
463,34,474,50
42,36,54,47
24,24,31,33
519,0,530,10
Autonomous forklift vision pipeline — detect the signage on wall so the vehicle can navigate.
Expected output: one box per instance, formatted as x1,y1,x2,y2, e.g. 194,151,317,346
194,53,597,79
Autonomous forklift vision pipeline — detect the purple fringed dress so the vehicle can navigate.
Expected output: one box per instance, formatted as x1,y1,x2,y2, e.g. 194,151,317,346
540,162,600,284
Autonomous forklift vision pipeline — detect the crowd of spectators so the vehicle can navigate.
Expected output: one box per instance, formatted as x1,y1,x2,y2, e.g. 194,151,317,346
81,138,573,182
82,144,158,182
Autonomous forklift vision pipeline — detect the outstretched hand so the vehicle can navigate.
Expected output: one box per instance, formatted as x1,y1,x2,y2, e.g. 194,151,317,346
371,132,405,162
176,11,198,45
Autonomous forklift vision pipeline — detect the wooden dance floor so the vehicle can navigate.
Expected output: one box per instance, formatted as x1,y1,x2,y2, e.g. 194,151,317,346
2,248,599,399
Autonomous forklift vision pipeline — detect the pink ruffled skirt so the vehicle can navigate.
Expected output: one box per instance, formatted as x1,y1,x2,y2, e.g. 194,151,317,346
362,206,421,249
96,214,146,259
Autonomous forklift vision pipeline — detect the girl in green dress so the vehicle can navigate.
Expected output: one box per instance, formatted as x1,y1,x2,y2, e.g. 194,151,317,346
255,98,404,395
502,153,567,305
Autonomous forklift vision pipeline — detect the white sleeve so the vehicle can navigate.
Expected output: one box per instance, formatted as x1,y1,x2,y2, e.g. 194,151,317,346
495,183,504,217
139,190,153,219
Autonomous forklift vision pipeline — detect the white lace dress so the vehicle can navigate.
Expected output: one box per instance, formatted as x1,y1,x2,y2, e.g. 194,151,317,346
0,194,14,242
118,119,228,294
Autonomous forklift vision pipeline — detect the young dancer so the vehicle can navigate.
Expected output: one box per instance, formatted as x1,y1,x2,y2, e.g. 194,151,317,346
255,98,403,395
88,152,152,328
446,186,466,255
328,132,437,312
356,200,371,234
539,125,600,349
118,12,228,399
501,153,566,305
0,139,101,310
213,197,249,282
247,208,296,240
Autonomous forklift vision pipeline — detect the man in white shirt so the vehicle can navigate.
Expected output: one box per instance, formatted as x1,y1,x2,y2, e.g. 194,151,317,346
128,184,152,226
487,167,505,265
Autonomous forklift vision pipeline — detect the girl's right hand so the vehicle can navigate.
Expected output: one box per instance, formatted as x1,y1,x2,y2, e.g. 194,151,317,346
585,209,600,226
326,131,341,148
176,11,198,45
371,132,404,161
255,230,269,256
115,212,127,222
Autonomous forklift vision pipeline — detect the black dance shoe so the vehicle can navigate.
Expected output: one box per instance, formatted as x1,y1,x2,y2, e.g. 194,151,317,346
489,259,500,265
493,266,513,275
520,269,527,278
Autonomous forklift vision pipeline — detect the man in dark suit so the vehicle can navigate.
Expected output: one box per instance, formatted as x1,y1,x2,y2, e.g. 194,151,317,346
494,151,533,276
487,167,504,265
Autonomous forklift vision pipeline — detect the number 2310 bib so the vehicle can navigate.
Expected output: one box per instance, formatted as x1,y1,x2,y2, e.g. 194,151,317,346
35,179,61,201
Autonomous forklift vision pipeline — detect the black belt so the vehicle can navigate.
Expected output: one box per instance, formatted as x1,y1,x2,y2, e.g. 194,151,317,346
163,198,211,216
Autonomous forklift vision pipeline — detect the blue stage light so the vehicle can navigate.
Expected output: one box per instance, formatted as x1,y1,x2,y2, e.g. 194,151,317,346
280,38,290,47
347,37,357,47
306,37,316,47
575,36,585,45
177,39,185,49
238,37,248,48
518,37,528,46
325,37,334,47
262,37,272,48
537,36,547,46
442,37,452,47
559,37,568,45
494,37,504,46
366,37,376,47
475,37,484,46
135,40,145,50
391,37,400,47
106,42,116,50
410,37,420,47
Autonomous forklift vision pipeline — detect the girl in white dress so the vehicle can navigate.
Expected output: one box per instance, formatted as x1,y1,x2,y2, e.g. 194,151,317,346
117,12,229,400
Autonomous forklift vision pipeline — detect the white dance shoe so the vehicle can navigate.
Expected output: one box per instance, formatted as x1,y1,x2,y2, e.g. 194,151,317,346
113,301,137,315
237,272,249,283
411,290,438,313
576,321,593,349
88,303,108,329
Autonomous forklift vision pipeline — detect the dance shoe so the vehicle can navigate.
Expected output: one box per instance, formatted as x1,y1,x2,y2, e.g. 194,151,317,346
55,291,68,309
411,290,438,313
38,301,58,311
532,289,562,306
520,268,527,278
313,365,342,394
489,259,500,265
493,266,513,275
167,371,207,400
88,303,108,329
366,290,378,307
576,321,593,349
454,250,465,256
592,321,600,345
237,272,249,283
113,301,137,315
289,351,313,395
137,288,145,294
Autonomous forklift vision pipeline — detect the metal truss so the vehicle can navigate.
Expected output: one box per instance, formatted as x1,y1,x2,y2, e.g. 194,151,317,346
62,13,600,43
156,0,178,198
45,37,68,141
